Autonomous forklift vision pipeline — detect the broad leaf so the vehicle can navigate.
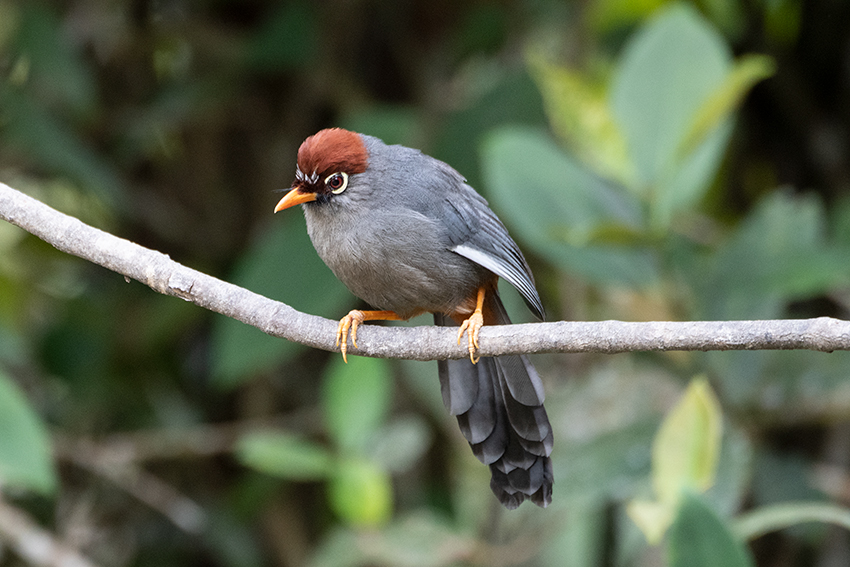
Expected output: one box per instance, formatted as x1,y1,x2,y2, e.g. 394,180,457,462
528,53,634,186
610,3,743,229
0,370,56,494
328,458,393,527
668,492,755,567
653,119,733,228
323,356,392,453
236,430,334,481
481,126,658,287
652,377,722,504
695,191,850,321
611,3,731,190
680,54,776,157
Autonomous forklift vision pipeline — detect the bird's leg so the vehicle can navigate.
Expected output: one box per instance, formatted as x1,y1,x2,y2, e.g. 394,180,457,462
336,310,404,363
457,286,486,364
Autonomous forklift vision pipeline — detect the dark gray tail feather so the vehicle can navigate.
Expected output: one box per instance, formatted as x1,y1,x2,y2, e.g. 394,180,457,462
435,296,553,509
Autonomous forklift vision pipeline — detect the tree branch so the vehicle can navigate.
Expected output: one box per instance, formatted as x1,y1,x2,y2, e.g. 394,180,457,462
61,447,207,535
0,496,102,567
2,181,850,359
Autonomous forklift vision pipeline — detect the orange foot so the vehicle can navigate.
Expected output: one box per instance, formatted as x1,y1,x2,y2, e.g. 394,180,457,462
336,310,405,363
457,310,484,364
457,286,487,364
336,310,365,363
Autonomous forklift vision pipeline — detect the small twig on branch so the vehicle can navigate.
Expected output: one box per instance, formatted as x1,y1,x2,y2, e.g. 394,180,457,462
51,414,318,465
0,496,102,567
49,416,319,534
61,449,207,534
2,181,850,359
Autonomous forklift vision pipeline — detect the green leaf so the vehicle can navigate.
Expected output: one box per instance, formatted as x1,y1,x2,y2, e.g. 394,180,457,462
323,356,392,453
367,416,433,473
624,377,722,545
0,370,56,494
611,4,731,190
609,3,742,229
695,191,850,320
668,492,755,567
328,458,393,527
653,118,733,228
630,419,753,545
588,0,672,33
210,216,352,388
483,126,640,241
527,53,635,186
680,54,776,157
628,499,675,544
481,126,659,287
653,378,722,505
236,431,334,481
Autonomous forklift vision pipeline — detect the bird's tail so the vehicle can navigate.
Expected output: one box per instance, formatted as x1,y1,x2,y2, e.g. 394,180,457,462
435,294,553,509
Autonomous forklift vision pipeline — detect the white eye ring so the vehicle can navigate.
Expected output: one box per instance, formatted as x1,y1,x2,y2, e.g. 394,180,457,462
325,172,349,194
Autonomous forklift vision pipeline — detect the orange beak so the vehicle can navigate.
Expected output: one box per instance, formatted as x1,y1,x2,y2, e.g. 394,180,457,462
274,189,317,212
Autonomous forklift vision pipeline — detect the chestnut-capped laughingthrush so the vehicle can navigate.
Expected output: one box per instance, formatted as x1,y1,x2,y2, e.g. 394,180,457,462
274,128,552,508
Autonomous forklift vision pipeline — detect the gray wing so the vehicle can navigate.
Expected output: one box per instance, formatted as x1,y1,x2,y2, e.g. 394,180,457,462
432,162,545,320
368,139,544,320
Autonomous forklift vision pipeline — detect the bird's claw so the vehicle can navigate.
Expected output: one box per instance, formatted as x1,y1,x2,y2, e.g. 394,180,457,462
457,311,484,364
336,310,365,363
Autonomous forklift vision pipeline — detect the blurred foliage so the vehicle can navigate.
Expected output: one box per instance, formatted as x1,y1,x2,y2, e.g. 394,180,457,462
629,378,723,544
0,368,56,494
2,0,850,566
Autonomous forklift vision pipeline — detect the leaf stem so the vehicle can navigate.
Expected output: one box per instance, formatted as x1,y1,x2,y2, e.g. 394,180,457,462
734,501,850,540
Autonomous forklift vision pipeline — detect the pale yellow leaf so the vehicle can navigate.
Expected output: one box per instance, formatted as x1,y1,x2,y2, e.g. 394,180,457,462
527,52,636,187
679,54,775,157
627,499,675,544
652,377,723,505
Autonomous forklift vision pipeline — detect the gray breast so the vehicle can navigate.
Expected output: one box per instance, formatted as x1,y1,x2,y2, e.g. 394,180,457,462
304,202,487,318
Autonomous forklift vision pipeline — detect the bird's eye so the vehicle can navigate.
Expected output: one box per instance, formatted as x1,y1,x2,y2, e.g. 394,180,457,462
325,172,349,194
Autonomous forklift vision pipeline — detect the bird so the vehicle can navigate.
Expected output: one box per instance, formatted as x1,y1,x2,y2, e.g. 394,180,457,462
274,128,553,509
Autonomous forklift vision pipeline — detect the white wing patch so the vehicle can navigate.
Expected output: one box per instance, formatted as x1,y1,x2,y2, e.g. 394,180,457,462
451,243,544,319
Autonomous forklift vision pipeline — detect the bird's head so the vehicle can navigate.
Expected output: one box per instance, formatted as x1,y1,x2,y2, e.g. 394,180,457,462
274,128,369,212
